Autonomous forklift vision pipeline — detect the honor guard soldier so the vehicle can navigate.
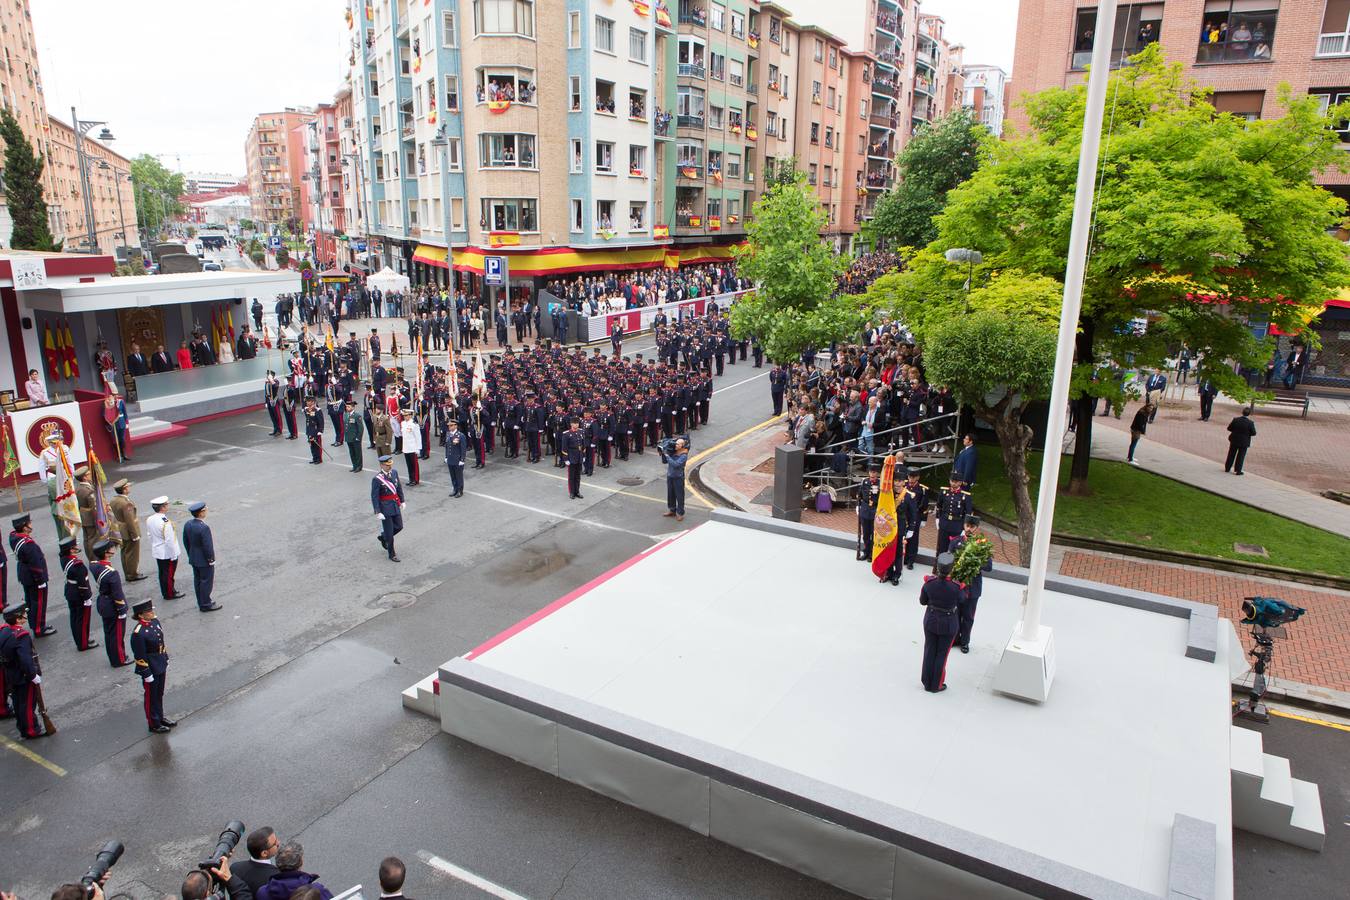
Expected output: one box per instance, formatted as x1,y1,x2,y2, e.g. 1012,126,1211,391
372,455,407,562
948,516,992,654
901,469,929,571
130,599,174,733
60,537,97,651
856,463,882,561
109,479,146,582
147,497,184,600
264,371,283,435
445,419,467,498
372,405,395,459
283,377,300,439
918,553,963,693
769,366,788,416
8,515,54,636
91,540,131,667
304,396,324,464
561,419,586,499
934,476,972,557
182,503,221,612
0,601,45,739
343,399,366,472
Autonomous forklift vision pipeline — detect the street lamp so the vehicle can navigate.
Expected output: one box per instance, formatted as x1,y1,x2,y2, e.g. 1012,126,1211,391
71,106,114,253
944,247,982,291
430,125,460,350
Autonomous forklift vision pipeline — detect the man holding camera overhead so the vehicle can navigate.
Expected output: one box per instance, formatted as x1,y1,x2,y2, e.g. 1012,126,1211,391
659,437,689,522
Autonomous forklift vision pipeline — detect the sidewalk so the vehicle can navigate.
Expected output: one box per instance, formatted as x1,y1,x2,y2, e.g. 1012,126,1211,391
1089,405,1350,538
698,420,1350,695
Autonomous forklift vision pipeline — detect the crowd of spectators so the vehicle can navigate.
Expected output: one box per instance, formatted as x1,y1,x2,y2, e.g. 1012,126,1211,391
837,251,901,294
544,263,749,314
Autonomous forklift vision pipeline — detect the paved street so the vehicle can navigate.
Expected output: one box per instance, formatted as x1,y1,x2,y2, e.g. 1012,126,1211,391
0,354,819,899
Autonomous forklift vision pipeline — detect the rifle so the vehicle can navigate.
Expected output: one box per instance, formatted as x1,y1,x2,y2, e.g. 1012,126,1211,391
35,680,55,735
856,511,865,561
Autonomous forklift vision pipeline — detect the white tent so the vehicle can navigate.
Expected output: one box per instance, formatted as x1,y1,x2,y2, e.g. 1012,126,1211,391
368,266,410,293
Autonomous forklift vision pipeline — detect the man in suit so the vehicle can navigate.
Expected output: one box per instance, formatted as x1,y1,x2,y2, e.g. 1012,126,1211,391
1197,379,1218,422
150,344,174,373
236,326,259,360
1225,407,1256,475
126,342,149,377
109,479,145,582
232,826,282,896
1144,369,1167,422
182,502,221,611
372,454,406,562
1283,345,1307,389
378,856,413,900
769,365,787,416
952,433,977,488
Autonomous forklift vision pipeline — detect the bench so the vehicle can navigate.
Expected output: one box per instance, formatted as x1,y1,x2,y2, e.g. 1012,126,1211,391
1262,390,1309,418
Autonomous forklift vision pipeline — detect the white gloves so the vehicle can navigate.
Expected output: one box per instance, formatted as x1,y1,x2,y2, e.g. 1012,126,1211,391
32,675,41,685
377,513,386,521
144,675,153,683
905,531,914,539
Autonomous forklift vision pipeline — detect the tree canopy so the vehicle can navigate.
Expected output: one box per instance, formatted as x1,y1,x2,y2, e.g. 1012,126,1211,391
729,173,855,362
871,108,984,249
1,107,59,251
130,154,185,235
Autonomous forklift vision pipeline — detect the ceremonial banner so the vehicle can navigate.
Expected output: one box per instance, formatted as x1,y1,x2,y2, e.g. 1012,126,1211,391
871,455,899,578
8,403,88,476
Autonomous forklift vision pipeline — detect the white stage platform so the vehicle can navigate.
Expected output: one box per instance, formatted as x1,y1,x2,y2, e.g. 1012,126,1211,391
426,511,1238,899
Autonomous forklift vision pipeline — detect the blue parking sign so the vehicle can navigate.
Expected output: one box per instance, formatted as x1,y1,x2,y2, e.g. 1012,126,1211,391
485,255,507,286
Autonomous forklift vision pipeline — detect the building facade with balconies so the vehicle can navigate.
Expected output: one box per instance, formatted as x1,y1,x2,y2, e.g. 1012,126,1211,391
961,63,1008,136
45,116,139,256
795,25,850,246
244,108,316,227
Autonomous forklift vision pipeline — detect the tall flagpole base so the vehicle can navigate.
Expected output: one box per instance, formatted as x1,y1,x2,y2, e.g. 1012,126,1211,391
993,622,1057,703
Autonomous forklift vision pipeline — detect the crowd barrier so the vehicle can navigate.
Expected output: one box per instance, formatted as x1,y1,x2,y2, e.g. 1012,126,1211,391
577,289,754,342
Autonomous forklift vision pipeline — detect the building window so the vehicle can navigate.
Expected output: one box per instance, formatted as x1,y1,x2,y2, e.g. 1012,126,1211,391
1310,88,1350,140
451,198,465,230
568,11,581,47
814,38,824,62
726,152,741,178
707,149,722,178
476,68,537,104
445,75,460,111
677,85,705,125
597,199,615,230
448,138,462,171
728,197,741,219
630,27,647,63
1071,4,1163,69
731,12,744,39
596,16,615,54
1212,89,1265,121
766,111,778,136
825,126,834,148
629,145,647,176
780,116,788,140
629,88,648,119
707,197,722,218
679,37,707,78
479,133,537,168
483,198,538,232
709,105,724,129
711,3,725,31
677,140,703,168
812,80,821,103
1319,1,1350,56
781,74,790,98
827,86,836,109
571,138,583,172
596,141,615,173
595,79,616,114
829,47,838,69
782,31,791,55
630,202,647,231
808,163,817,185
769,17,781,43
474,0,535,38
1197,1,1276,63
570,76,582,111
810,122,819,144
443,12,458,47
709,51,725,81
729,59,744,87
571,198,583,232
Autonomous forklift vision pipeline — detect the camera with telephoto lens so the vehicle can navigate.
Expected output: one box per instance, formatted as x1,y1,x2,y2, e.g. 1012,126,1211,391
199,821,246,873
1240,597,1305,630
80,841,124,898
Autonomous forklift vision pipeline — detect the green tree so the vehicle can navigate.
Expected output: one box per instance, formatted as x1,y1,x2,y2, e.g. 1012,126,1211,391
275,244,290,269
924,309,1057,566
930,45,1350,493
871,108,984,249
0,107,59,250
729,174,853,361
763,156,800,187
130,154,185,235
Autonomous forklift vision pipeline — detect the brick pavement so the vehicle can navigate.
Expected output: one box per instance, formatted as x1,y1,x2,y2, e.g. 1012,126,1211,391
1059,551,1350,693
1095,389,1350,496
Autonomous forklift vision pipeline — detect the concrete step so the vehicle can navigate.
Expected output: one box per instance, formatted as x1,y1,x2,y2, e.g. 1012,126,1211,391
128,416,174,436
1230,725,1326,851
1258,753,1293,811
401,673,438,719
1288,780,1327,851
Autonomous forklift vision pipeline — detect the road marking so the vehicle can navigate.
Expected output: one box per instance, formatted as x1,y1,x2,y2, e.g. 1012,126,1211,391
466,489,666,541
508,463,713,509
1268,708,1350,733
713,368,772,394
0,735,67,777
195,437,304,459
687,415,782,466
418,851,530,900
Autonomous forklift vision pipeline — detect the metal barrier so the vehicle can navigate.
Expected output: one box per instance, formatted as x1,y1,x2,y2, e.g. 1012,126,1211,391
798,410,960,505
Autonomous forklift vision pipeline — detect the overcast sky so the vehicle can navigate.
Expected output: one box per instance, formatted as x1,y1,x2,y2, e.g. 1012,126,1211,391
32,0,349,178
31,1,1017,179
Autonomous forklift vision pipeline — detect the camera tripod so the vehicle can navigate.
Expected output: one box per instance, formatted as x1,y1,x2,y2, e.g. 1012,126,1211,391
1233,624,1281,723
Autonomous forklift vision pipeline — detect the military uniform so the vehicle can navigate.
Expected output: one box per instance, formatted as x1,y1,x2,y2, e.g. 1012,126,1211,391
372,409,395,458
344,404,366,472
901,477,929,570
60,539,96,650
856,476,881,561
109,483,144,581
91,545,131,667
0,604,43,738
372,460,407,562
304,403,325,464
75,474,99,555
934,484,972,557
8,518,52,635
948,522,993,653
129,601,172,733
561,426,586,499
445,425,467,497
264,375,283,434
918,559,963,693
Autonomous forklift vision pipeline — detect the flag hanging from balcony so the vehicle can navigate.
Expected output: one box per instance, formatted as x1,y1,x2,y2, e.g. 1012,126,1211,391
680,165,698,179
746,125,757,141
708,216,721,231
598,228,616,240
488,231,520,247
487,100,511,113
653,224,669,239
664,250,680,269
654,0,672,28
631,0,650,17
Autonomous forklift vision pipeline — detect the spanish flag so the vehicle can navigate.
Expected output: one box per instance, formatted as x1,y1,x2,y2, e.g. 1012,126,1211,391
43,324,60,380
871,455,900,579
53,322,70,379
62,320,79,377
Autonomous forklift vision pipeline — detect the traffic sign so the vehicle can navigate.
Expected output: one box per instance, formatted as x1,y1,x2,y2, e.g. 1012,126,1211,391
485,255,508,286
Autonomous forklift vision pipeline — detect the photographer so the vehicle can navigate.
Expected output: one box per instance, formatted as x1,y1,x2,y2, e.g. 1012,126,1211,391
255,841,332,900
182,854,252,900
658,438,689,522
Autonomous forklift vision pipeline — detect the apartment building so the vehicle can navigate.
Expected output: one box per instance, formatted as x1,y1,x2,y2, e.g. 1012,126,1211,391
1010,0,1350,192
795,25,849,245
961,63,1009,136
183,172,243,194
755,3,799,192
44,116,138,256
245,108,317,227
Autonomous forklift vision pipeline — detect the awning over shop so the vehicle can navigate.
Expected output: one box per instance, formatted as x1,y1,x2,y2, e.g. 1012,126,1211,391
412,242,743,277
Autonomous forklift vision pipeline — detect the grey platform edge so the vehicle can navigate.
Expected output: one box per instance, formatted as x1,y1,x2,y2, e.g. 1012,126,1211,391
439,656,1214,900
708,509,1220,663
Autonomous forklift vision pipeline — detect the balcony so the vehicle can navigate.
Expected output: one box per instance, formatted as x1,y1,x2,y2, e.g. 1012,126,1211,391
679,7,707,27
401,119,416,140
676,214,704,228
915,50,936,70
679,63,706,78
914,77,934,97
876,13,899,37
746,81,757,95
872,79,899,99
870,113,896,130
677,114,705,129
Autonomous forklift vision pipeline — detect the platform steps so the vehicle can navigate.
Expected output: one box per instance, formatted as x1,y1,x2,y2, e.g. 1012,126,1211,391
402,673,439,718
1230,725,1325,851
128,415,174,436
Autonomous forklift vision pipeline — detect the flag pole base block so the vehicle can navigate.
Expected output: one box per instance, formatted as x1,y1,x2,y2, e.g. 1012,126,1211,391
993,622,1056,703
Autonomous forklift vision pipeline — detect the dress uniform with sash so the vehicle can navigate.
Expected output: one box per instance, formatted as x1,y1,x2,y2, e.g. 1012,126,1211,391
282,381,300,439
0,601,43,739
934,479,972,557
129,600,174,733
856,466,882,561
91,541,131,667
919,553,963,693
8,516,53,636
900,472,929,570
60,537,97,651
371,457,407,562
